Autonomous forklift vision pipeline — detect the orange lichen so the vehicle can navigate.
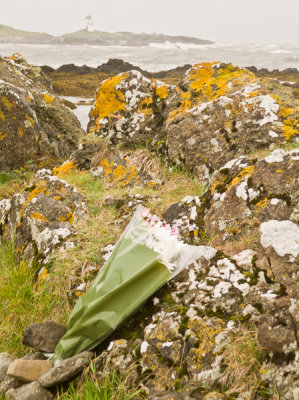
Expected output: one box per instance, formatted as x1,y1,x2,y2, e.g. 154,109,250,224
30,212,49,222
28,180,49,202
100,158,140,187
156,85,168,99
282,120,298,140
89,74,128,124
53,161,77,176
139,96,153,117
58,212,74,224
168,62,255,122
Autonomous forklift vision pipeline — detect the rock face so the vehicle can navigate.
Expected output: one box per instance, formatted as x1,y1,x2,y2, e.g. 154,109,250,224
22,321,66,353
0,54,84,171
0,168,86,261
87,70,173,147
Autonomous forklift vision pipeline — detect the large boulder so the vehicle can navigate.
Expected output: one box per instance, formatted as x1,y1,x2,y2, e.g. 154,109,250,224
164,62,299,183
87,70,173,147
0,54,84,171
0,169,86,262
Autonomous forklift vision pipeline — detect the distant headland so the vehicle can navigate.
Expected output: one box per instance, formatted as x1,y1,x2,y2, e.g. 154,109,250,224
0,21,213,47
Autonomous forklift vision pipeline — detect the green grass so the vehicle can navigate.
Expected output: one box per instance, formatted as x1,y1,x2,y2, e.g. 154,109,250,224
0,168,34,199
0,240,67,356
58,369,142,400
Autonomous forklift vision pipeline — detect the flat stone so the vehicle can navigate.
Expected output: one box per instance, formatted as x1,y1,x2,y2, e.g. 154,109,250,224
0,353,14,383
5,381,53,400
22,321,67,353
7,360,53,383
39,351,93,388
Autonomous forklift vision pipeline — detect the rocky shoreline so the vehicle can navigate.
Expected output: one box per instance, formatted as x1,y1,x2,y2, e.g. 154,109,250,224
0,54,299,399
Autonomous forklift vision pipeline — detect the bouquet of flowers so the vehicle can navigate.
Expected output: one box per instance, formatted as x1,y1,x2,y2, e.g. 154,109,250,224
53,205,194,361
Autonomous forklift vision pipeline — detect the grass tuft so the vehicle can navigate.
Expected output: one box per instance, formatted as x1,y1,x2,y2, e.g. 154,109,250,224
58,368,142,400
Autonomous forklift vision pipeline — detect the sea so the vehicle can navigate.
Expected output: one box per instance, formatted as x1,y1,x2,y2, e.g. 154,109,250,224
0,42,299,72
1,41,298,130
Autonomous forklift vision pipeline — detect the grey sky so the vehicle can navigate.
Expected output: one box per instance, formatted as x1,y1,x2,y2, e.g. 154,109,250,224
1,0,299,44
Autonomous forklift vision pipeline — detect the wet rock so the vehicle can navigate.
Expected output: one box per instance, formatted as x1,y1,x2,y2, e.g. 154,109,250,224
7,360,53,383
0,353,14,383
0,54,84,171
38,351,93,387
5,381,53,400
22,321,66,353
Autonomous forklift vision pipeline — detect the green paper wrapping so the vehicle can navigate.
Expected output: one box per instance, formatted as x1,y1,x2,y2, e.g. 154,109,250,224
53,207,171,362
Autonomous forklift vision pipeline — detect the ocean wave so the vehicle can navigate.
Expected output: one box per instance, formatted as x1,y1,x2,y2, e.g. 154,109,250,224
148,41,215,50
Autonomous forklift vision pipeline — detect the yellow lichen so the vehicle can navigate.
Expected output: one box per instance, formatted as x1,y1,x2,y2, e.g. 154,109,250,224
25,113,35,127
139,97,153,117
18,127,24,137
53,161,76,176
28,180,49,202
30,212,49,222
89,74,128,129
168,62,255,122
0,132,7,140
228,166,255,189
282,122,298,140
156,85,168,99
1,96,13,111
38,268,50,281
0,110,5,120
58,212,74,224
255,198,269,210
100,159,140,188
188,318,225,370
43,93,54,105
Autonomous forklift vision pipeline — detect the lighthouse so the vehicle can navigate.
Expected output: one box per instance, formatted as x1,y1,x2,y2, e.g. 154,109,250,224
85,14,94,33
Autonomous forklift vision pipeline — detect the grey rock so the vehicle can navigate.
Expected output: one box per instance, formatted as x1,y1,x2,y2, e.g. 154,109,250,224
22,352,47,361
5,381,53,400
0,353,14,383
0,376,23,396
38,351,93,388
22,321,66,353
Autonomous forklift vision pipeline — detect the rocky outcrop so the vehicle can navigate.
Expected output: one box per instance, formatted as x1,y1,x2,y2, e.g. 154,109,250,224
164,63,299,183
87,70,173,147
0,54,84,171
88,63,299,185
90,242,299,399
0,168,86,262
